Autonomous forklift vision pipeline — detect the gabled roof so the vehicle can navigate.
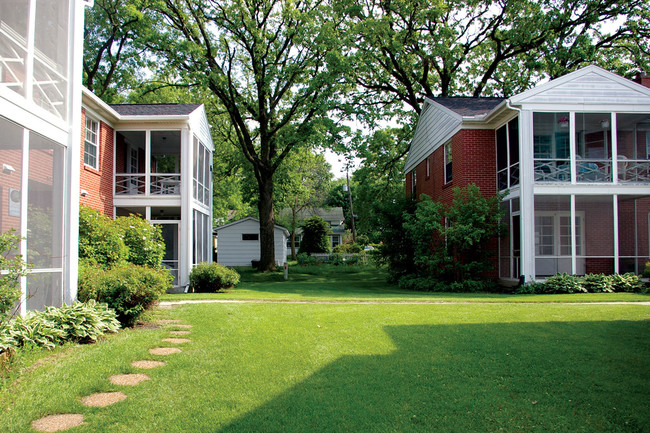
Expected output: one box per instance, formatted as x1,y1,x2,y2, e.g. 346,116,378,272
214,217,289,236
110,103,202,116
432,97,505,117
509,65,650,108
279,207,345,223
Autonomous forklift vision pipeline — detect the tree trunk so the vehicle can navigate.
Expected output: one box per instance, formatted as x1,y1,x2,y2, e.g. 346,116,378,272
290,231,297,260
257,174,276,271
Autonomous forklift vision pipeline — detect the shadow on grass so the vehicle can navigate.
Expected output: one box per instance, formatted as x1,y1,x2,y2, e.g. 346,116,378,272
218,320,650,433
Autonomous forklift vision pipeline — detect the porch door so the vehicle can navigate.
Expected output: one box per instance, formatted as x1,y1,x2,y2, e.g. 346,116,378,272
127,146,139,193
156,222,180,285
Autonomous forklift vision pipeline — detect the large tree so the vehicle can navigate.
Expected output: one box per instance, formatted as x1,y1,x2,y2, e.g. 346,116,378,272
147,0,345,270
83,0,155,102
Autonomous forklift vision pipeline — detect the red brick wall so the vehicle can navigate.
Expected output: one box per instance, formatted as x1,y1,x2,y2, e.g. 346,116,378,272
80,109,114,216
406,128,500,278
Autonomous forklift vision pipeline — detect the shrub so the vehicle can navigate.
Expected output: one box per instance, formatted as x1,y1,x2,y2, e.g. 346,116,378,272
643,262,650,278
0,301,119,354
333,243,363,254
115,215,165,268
0,231,28,326
581,273,614,293
189,262,240,293
78,263,172,327
539,273,585,294
297,252,319,266
298,216,331,255
79,206,128,268
610,273,645,293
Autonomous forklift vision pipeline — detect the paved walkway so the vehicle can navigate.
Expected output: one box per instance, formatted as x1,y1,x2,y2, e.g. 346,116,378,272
160,299,650,306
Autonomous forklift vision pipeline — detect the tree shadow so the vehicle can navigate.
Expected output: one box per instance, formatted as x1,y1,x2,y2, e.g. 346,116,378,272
217,320,649,433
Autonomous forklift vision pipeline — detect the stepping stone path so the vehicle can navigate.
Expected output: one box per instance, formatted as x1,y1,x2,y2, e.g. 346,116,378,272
32,414,84,432
162,338,191,344
109,373,150,386
149,347,182,355
81,392,127,407
31,314,192,431
131,360,166,369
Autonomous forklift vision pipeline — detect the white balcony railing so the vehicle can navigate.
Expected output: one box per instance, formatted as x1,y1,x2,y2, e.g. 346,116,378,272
115,174,181,196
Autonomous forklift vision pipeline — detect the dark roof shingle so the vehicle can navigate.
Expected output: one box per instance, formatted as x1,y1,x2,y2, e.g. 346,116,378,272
431,97,505,117
109,103,201,116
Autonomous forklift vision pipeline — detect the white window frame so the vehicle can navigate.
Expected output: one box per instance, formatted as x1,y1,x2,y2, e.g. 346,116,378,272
534,211,585,257
84,116,99,169
444,141,452,184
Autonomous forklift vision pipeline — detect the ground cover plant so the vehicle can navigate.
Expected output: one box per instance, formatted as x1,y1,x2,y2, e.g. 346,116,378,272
189,262,240,293
0,301,648,432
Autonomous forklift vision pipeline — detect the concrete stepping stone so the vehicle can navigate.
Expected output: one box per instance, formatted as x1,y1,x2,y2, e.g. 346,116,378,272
156,319,181,324
109,373,150,386
169,330,190,335
149,347,182,356
81,392,127,407
161,338,191,344
171,324,192,329
31,414,84,432
131,360,166,369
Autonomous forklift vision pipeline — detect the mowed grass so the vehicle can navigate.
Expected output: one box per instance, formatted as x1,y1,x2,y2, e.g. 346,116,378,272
162,265,650,303
1,301,648,433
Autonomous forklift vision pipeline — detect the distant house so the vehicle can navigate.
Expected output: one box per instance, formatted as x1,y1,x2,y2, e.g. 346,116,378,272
279,207,346,250
80,89,214,288
405,65,650,283
215,217,289,267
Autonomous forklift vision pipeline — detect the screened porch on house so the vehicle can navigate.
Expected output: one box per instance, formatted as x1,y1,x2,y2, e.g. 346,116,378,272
532,112,650,184
114,130,182,196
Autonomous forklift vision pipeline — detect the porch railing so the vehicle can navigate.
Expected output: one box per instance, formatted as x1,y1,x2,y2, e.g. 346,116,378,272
115,174,181,196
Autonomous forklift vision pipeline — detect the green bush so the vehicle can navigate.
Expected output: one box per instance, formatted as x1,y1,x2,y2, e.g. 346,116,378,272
298,216,331,255
189,262,240,293
115,215,165,268
78,263,172,327
79,206,128,268
538,273,585,294
333,243,363,254
0,231,28,326
581,273,614,293
0,301,119,353
610,273,645,293
643,262,650,278
297,253,320,265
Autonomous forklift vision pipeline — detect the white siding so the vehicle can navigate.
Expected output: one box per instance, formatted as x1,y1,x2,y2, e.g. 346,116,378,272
510,66,650,108
404,101,462,173
216,218,287,267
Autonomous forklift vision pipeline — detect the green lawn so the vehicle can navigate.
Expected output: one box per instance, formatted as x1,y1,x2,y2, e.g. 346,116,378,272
1,300,649,432
162,265,650,303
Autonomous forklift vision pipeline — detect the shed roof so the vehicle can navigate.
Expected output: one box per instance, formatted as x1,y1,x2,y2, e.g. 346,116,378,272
110,103,202,116
214,217,289,236
431,97,505,117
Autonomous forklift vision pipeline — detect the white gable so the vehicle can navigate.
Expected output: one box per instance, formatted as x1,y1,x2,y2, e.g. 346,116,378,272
510,66,650,109
404,99,462,173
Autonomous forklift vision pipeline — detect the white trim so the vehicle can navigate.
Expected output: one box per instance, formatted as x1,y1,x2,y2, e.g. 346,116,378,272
83,115,100,170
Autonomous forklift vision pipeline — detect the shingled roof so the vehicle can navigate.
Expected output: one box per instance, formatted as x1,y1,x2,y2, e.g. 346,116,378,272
431,97,505,117
109,103,202,116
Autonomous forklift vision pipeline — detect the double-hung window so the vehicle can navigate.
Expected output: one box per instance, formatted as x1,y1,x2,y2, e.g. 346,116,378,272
84,117,99,169
444,141,452,184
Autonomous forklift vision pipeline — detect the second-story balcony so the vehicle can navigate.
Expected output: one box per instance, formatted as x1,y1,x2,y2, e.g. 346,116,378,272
115,173,181,196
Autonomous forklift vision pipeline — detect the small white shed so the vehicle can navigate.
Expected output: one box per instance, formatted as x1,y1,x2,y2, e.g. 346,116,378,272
215,217,289,267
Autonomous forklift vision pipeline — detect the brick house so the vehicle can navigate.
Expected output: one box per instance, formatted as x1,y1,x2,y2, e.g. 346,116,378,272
405,66,650,283
80,88,214,289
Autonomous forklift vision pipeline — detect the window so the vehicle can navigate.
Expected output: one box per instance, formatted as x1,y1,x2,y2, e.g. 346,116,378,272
533,112,570,182
425,157,430,179
84,117,99,169
496,118,520,190
444,141,452,184
242,233,259,241
411,170,417,197
193,136,211,206
331,235,341,248
534,212,583,257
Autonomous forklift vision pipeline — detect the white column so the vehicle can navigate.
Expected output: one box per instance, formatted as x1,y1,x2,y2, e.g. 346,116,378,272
611,113,618,184
570,194,576,274
179,128,193,287
613,195,619,274
19,129,30,315
519,110,536,281
569,112,576,184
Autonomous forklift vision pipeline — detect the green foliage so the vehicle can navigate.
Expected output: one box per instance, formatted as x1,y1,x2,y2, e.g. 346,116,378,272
644,262,650,278
77,263,172,327
515,273,648,295
189,262,240,293
611,273,645,293
0,301,119,353
403,185,505,283
0,231,28,326
298,216,331,255
79,206,128,268
115,215,165,268
333,243,363,254
581,273,614,293
398,275,499,293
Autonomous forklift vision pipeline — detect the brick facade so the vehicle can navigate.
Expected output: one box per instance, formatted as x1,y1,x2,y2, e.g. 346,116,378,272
80,109,114,216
